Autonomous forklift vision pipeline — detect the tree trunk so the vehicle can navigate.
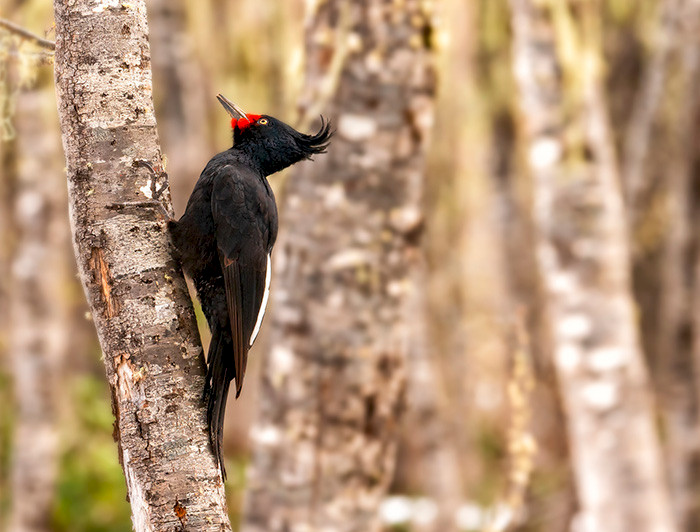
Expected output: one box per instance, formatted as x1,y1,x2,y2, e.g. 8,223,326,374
52,1,230,529
7,87,66,532
655,3,700,530
243,1,437,531
0,47,14,532
508,1,676,531
400,284,464,532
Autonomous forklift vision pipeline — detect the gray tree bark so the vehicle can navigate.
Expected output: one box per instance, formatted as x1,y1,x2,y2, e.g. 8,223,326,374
8,88,66,532
243,1,437,531
508,1,676,531
53,1,230,529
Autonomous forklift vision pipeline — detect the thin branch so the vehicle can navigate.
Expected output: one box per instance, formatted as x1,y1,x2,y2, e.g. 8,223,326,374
0,18,55,50
6,49,54,65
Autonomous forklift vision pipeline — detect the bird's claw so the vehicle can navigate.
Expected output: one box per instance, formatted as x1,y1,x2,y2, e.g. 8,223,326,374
134,159,172,219
135,159,169,201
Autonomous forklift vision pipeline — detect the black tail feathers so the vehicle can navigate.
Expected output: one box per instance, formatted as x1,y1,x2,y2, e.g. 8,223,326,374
205,327,233,480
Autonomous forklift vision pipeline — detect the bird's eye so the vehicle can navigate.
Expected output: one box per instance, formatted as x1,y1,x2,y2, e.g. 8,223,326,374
258,118,268,125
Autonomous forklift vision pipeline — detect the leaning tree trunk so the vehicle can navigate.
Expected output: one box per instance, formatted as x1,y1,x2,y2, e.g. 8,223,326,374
508,1,676,532
53,1,230,529
243,1,437,531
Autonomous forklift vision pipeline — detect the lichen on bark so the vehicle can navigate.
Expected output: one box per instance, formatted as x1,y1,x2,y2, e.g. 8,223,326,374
244,1,437,531
53,1,231,529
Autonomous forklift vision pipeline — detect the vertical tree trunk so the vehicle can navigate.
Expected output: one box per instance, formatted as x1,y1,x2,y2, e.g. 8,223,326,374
488,71,576,532
52,1,230,529
243,1,436,531
422,0,489,504
508,1,676,531
0,47,14,532
7,88,66,532
400,285,464,532
655,3,700,529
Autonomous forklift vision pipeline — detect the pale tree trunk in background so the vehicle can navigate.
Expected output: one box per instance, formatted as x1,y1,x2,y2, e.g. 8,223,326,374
53,1,230,529
655,2,700,530
508,1,676,532
243,1,436,531
393,3,466,527
488,70,576,532
426,3,516,517
619,0,700,529
0,72,12,532
423,0,484,505
0,4,19,522
435,0,575,528
448,0,512,502
401,285,463,532
7,90,66,532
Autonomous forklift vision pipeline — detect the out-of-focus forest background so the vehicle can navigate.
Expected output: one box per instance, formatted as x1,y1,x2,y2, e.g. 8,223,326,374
1,0,700,530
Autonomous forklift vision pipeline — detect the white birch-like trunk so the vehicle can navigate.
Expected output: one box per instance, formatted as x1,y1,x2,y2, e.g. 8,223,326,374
508,1,676,531
8,87,66,532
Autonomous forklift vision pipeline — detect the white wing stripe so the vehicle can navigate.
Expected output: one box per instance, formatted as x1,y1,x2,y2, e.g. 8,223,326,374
250,253,271,346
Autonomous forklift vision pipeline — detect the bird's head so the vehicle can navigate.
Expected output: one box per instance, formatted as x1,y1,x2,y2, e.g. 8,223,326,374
217,93,333,176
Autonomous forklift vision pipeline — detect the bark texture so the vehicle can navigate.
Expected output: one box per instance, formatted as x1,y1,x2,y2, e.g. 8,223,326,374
243,1,436,531
7,90,65,532
508,1,676,531
53,1,230,529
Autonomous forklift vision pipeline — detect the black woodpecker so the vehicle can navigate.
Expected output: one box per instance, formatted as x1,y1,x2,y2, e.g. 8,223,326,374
169,94,332,477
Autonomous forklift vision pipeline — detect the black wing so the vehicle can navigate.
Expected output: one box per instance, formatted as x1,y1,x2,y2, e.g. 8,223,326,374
211,168,270,397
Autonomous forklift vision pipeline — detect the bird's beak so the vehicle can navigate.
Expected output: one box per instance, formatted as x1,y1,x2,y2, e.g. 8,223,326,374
216,93,247,120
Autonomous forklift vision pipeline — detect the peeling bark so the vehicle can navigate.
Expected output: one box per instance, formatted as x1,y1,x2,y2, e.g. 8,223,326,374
508,1,676,531
52,1,230,529
243,1,437,531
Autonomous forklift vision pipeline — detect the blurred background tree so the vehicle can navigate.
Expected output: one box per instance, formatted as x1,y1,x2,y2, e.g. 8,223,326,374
1,0,700,531
243,1,437,530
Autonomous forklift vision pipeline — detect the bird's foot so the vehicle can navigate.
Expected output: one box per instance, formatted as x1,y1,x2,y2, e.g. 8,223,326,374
134,159,172,220
135,159,169,200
